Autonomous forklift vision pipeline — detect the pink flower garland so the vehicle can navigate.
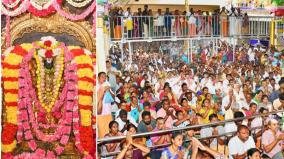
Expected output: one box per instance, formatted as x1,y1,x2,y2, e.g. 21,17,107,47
1,0,30,17
11,43,94,158
52,0,96,21
14,44,80,158
62,45,84,154
28,0,62,17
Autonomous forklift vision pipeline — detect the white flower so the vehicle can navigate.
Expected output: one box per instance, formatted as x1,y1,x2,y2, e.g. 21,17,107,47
53,48,61,56
40,36,57,45
38,49,46,57
83,49,92,55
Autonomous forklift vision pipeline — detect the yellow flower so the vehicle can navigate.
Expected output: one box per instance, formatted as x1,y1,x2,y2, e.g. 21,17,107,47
2,140,16,153
78,81,93,92
67,46,81,50
5,93,18,103
77,68,93,79
80,109,92,126
74,55,92,65
6,107,17,124
3,81,18,89
3,69,19,78
4,54,23,65
78,95,93,106
20,43,33,52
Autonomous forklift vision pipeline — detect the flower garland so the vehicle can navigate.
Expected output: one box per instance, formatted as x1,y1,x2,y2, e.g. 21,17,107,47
1,44,30,156
1,0,92,17
34,47,64,112
2,0,21,9
52,0,96,21
2,42,95,158
28,0,62,17
14,43,75,158
65,0,92,8
1,0,30,17
69,46,94,156
30,0,54,10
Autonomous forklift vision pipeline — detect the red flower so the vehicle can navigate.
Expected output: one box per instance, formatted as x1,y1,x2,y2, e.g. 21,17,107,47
70,49,85,56
44,40,52,47
2,152,13,159
80,126,94,152
2,123,17,144
92,116,96,124
45,50,53,58
12,45,28,57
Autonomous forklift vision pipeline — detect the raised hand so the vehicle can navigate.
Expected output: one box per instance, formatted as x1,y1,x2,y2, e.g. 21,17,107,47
277,133,284,141
126,133,133,146
177,149,185,159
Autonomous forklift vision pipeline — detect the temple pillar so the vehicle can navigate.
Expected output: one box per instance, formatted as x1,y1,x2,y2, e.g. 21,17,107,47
97,15,107,73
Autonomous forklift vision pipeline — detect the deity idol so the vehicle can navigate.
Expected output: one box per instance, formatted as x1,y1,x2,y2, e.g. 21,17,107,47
2,36,95,158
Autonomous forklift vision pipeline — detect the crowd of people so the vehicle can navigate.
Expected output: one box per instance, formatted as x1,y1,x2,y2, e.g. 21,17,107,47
97,40,284,159
109,5,251,39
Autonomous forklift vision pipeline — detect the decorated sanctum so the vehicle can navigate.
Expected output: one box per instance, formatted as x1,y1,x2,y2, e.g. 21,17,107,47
1,0,96,158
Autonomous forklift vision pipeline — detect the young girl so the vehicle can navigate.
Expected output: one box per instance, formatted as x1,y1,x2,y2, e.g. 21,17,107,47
247,148,261,159
161,132,189,159
103,121,123,158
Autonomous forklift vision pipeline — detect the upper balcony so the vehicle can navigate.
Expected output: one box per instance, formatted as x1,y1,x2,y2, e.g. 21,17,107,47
125,0,226,6
107,15,278,42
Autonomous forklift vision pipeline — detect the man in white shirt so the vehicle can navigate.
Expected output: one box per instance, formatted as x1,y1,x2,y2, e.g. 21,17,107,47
155,9,164,36
248,48,255,64
228,125,256,159
223,74,232,91
200,72,209,87
234,83,245,103
222,88,236,113
239,93,252,111
124,7,131,17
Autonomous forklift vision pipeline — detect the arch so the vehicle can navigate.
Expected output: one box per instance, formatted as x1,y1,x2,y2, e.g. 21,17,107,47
1,12,95,52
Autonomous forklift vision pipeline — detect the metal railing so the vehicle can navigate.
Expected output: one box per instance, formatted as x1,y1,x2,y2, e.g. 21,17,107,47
108,15,276,41
98,110,284,157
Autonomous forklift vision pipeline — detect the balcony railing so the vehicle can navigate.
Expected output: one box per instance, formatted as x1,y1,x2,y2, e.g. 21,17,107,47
108,15,276,41
98,110,284,157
